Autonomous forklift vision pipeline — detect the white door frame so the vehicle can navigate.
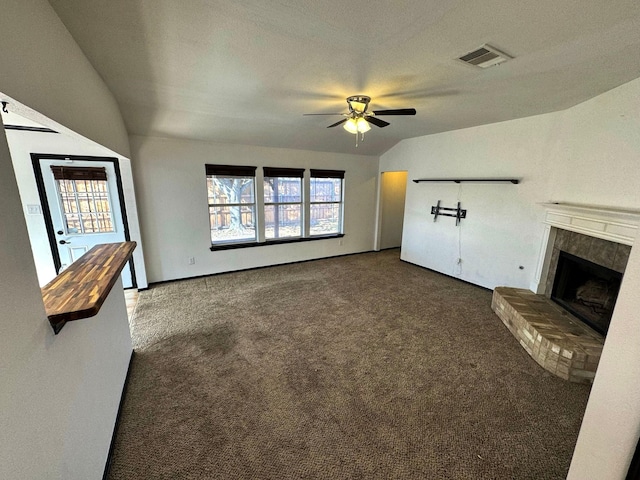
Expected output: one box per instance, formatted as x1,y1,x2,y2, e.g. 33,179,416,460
31,153,137,288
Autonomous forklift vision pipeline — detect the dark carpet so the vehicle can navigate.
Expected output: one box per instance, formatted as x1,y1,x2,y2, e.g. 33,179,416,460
108,249,590,479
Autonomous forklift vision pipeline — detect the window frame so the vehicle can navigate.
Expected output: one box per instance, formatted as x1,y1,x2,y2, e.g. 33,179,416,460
263,167,305,241
309,169,345,237
205,164,258,247
207,165,345,251
51,166,116,235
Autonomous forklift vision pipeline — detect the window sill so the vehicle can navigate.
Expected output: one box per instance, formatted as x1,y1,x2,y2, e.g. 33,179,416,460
210,233,345,251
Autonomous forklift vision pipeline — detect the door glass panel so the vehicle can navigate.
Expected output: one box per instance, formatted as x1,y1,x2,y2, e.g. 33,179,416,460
56,179,116,234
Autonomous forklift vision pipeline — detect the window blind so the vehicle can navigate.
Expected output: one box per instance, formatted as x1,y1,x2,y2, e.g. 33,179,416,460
205,164,257,176
309,169,345,179
50,166,107,181
263,167,305,178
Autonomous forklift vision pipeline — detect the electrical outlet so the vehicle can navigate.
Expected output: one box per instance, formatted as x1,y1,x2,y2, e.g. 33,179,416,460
188,256,195,265
26,204,42,215
339,239,344,246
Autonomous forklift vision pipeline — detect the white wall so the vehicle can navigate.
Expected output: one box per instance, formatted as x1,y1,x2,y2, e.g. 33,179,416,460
549,78,640,208
381,77,640,290
381,76,640,478
381,112,559,289
130,135,379,283
0,0,129,157
0,125,133,480
568,228,640,478
5,128,148,288
0,2,134,478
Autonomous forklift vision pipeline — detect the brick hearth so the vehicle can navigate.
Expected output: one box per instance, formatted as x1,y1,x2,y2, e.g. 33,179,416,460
492,287,603,384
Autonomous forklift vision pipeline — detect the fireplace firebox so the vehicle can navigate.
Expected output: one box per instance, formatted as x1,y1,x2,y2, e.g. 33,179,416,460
551,251,622,336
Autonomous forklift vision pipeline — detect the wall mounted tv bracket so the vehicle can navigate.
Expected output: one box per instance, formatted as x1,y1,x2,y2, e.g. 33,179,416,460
431,200,466,226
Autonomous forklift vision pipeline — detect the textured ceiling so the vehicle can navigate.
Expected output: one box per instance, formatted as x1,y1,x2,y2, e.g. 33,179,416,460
48,0,640,156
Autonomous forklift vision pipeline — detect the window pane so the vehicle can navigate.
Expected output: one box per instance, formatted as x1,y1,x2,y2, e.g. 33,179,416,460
310,203,341,235
78,195,92,212
82,214,98,233
64,214,82,233
264,177,302,203
56,179,115,234
210,205,256,243
311,177,342,202
265,204,302,239
209,176,255,204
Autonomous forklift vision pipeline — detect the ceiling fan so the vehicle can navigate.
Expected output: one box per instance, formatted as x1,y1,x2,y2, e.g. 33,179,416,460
304,95,417,146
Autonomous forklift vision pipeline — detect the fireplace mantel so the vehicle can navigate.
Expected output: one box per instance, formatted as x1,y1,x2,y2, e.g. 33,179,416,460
532,203,639,294
542,202,640,246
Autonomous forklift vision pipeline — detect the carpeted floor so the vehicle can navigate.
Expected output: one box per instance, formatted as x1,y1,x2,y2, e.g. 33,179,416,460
108,249,591,479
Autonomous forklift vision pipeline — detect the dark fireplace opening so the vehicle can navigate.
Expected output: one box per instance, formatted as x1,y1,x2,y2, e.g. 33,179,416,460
551,251,622,336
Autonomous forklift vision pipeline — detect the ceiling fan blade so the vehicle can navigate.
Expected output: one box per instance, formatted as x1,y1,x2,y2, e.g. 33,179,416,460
303,113,345,116
371,108,417,116
366,116,390,128
327,119,347,128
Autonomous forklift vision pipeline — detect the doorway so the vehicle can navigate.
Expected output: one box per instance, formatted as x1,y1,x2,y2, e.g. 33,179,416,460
379,171,408,250
32,154,136,288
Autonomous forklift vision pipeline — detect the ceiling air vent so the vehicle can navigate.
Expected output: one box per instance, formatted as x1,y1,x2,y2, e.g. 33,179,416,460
458,44,512,68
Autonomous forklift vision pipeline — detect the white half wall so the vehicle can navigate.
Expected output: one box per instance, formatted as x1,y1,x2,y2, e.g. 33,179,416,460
130,135,379,283
0,3,135,477
0,123,133,480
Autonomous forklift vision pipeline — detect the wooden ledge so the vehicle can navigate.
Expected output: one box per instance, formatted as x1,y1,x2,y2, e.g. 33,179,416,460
42,241,137,334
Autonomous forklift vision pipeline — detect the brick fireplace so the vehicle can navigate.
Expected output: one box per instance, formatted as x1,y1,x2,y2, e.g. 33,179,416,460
545,230,629,335
492,203,639,383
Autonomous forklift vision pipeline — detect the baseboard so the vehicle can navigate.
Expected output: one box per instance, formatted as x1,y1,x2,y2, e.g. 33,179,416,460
103,350,135,480
147,249,378,288
399,259,492,292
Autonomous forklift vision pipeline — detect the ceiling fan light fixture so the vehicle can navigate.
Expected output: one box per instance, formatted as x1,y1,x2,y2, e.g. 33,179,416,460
346,95,371,114
305,95,416,145
343,117,359,134
356,117,371,133
343,116,371,134
350,101,367,113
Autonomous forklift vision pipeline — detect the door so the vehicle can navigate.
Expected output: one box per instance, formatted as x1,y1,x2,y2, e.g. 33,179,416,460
36,157,134,288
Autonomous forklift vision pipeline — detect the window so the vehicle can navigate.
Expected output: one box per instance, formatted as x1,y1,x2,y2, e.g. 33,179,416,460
206,165,345,250
206,164,257,245
263,167,304,239
51,166,115,234
310,169,344,236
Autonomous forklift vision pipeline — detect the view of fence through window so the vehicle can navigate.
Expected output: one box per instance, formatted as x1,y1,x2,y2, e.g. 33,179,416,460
310,176,342,235
206,165,343,246
264,175,302,239
56,179,114,234
207,174,256,244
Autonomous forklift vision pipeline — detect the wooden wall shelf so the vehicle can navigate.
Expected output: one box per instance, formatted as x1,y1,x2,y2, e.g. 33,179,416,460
412,178,520,184
41,241,136,334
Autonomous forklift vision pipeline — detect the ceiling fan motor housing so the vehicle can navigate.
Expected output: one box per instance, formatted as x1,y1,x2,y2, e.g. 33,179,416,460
347,95,371,114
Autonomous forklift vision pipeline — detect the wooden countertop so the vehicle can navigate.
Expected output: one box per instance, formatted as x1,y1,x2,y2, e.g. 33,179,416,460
41,241,137,334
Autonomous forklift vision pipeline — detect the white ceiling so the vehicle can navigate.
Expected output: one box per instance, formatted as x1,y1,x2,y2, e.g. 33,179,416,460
48,0,640,156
